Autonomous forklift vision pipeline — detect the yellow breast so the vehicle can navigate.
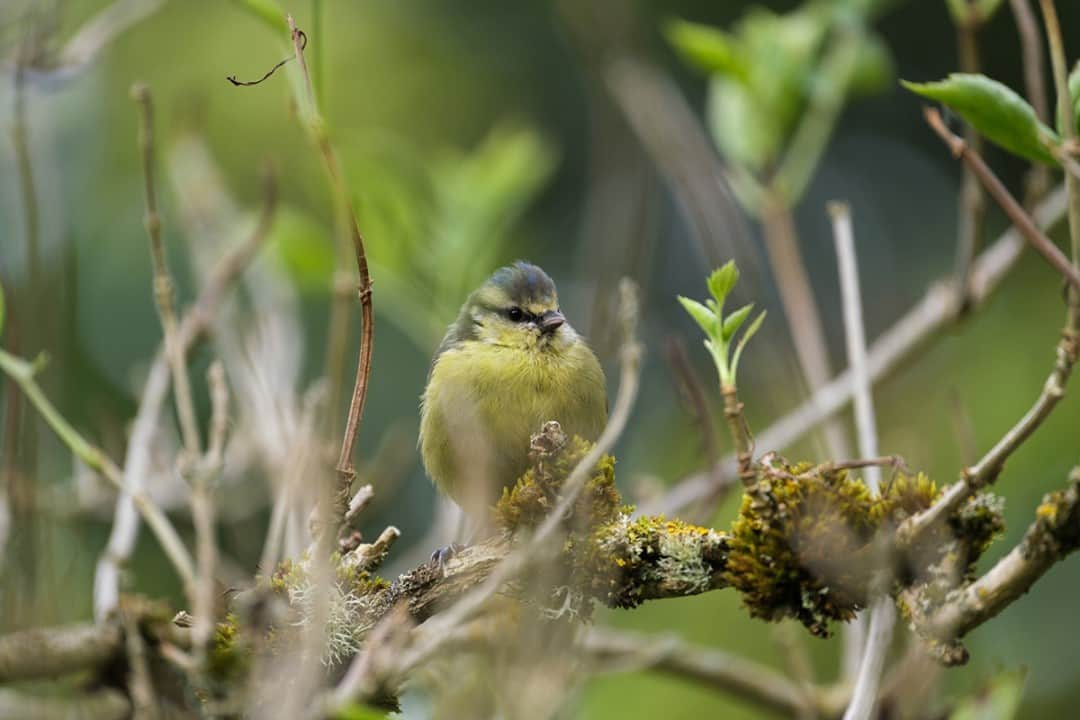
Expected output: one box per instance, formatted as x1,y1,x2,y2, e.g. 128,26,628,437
419,339,607,519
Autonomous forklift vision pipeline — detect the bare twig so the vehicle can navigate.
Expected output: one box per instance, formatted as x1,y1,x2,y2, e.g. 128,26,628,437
192,362,228,668
844,596,896,720
830,202,892,720
226,30,304,86
1010,0,1049,124
132,83,202,459
721,385,755,486
0,348,196,591
648,184,1068,517
95,167,277,620
1008,0,1052,206
1037,0,1080,271
923,107,1080,293
285,15,376,535
121,609,160,720
924,468,1080,641
897,301,1078,548
584,627,835,718
899,106,1080,552
952,11,986,310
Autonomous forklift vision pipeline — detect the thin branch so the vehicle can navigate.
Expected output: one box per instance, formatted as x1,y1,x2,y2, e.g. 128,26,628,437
0,348,196,590
1010,0,1049,124
924,468,1080,641
1009,0,1052,206
325,280,645,711
285,15,376,535
843,596,896,720
0,622,121,682
192,361,228,668
132,82,202,459
829,202,881,492
583,627,830,719
830,201,891,720
648,185,1068,518
897,313,1078,547
1036,0,1080,273
226,30,304,86
121,609,160,720
94,167,277,621
923,107,1080,293
952,12,987,310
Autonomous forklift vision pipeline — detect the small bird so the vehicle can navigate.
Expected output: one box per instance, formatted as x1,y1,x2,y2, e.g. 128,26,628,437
420,262,607,525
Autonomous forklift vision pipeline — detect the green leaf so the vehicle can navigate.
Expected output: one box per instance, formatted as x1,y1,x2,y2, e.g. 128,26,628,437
848,33,894,97
678,296,717,337
722,303,753,342
664,18,748,81
902,74,1060,164
707,77,783,171
707,261,740,306
949,669,1026,720
730,310,766,378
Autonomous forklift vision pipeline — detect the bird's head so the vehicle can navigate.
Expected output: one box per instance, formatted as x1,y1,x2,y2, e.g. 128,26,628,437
457,261,577,352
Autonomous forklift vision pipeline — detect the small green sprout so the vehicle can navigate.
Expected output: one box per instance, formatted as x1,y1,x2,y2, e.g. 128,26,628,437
678,261,766,389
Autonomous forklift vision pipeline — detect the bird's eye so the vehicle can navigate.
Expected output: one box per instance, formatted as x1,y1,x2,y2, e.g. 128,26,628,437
507,307,524,322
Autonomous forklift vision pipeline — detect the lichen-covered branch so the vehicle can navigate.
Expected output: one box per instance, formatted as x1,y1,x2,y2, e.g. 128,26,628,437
909,468,1080,659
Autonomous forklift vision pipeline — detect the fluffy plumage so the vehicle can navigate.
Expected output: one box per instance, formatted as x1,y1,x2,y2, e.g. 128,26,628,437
420,262,607,521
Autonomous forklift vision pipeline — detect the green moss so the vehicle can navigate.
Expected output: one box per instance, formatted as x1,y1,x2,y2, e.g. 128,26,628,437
207,613,248,682
724,464,947,637
493,433,620,533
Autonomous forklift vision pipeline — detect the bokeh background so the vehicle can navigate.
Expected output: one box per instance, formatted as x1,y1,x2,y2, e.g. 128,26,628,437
2,0,1080,717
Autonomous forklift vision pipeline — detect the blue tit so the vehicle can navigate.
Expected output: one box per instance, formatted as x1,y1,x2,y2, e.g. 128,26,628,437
420,262,607,522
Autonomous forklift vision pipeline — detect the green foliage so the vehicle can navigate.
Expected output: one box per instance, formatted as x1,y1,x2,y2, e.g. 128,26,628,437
0,276,5,337
668,2,894,204
949,669,1026,720
902,74,1060,165
678,261,765,388
494,433,621,533
266,207,336,290
663,19,748,81
346,125,558,349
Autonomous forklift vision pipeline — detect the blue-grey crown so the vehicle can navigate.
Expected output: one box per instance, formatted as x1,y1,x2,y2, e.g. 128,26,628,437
488,261,557,305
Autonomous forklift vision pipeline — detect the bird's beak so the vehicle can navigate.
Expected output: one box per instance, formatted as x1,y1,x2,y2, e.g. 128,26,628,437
539,310,565,334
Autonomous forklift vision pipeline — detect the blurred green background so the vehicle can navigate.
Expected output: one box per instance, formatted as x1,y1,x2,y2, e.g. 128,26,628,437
2,0,1080,717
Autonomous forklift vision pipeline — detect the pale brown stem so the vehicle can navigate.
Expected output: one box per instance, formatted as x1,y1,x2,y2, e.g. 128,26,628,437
923,107,1080,293
131,83,202,459
721,385,754,486
286,15,376,535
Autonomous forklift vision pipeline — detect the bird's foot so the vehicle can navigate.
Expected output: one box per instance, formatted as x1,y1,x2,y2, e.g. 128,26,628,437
429,543,466,572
